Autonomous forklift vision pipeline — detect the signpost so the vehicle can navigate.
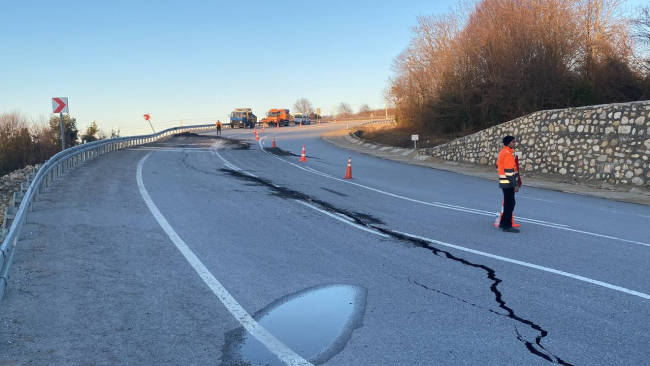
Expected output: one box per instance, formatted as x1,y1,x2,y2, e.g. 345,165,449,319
412,134,419,149
317,107,321,125
52,97,69,150
143,113,155,133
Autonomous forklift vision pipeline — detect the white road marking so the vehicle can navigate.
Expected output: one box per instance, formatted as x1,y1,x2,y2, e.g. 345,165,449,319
295,194,650,301
202,134,650,302
391,230,650,301
136,153,311,366
256,136,649,248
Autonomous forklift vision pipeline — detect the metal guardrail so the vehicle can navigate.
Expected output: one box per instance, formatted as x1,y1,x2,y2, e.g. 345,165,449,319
361,118,396,126
0,124,215,301
325,116,395,123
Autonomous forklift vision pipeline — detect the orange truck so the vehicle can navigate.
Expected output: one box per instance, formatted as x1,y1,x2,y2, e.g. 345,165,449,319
262,108,291,127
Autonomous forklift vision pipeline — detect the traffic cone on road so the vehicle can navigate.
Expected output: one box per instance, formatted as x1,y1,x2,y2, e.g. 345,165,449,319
256,132,260,141
493,199,520,228
272,137,276,148
344,157,352,179
262,125,265,132
300,144,307,162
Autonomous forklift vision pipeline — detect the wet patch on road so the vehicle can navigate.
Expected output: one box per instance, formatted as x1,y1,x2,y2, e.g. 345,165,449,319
221,284,367,365
220,167,572,365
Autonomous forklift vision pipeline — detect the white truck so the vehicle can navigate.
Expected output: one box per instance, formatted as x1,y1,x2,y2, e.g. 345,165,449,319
294,113,311,125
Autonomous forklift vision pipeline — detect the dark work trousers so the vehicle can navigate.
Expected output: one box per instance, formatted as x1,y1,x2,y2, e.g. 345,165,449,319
217,126,221,135
500,188,516,228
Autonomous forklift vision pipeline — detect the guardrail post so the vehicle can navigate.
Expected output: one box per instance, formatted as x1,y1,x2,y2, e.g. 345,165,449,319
34,182,40,202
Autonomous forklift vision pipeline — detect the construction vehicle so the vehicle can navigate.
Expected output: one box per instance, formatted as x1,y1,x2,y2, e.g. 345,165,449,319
229,108,257,129
262,108,291,127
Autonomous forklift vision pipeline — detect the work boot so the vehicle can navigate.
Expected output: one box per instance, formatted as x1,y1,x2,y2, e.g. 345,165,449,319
502,227,520,233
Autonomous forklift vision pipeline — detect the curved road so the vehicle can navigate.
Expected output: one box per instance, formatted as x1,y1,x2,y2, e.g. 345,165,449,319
1,123,649,365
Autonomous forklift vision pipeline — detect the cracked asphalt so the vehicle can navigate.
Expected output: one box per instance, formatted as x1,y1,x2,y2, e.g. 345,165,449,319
1,124,649,365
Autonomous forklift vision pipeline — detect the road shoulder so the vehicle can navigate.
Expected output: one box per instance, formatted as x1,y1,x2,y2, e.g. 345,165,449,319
322,128,650,206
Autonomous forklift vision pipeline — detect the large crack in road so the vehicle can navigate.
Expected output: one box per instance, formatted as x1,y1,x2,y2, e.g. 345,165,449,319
172,149,572,365
218,168,573,365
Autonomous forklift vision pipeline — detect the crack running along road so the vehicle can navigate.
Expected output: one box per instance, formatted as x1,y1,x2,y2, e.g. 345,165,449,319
209,137,650,364
216,165,572,365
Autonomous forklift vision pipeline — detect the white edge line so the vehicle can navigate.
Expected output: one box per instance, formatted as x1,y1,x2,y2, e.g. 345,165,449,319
136,153,312,366
392,230,650,301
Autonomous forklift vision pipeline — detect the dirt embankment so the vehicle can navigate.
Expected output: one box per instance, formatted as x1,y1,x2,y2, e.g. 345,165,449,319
357,124,469,149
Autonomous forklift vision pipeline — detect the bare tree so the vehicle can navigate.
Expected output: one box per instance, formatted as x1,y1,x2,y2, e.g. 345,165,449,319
337,102,353,117
632,4,650,73
293,98,314,115
387,0,642,134
358,103,372,114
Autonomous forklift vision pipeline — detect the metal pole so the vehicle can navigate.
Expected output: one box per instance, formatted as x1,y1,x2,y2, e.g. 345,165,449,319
148,119,155,133
59,112,66,150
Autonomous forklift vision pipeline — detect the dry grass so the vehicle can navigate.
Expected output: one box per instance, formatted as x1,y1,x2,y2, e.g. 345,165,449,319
357,124,466,149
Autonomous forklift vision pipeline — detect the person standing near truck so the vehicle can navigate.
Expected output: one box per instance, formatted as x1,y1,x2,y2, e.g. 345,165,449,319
497,135,520,233
216,120,222,135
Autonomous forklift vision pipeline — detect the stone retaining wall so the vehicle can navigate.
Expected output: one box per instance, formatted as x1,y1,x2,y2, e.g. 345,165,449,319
423,101,650,187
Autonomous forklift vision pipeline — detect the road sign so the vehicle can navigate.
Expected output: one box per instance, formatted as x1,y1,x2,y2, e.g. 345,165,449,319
143,113,151,121
412,134,419,149
52,97,68,114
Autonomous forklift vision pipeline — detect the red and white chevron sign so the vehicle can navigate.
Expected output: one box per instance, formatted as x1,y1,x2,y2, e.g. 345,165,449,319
52,97,69,114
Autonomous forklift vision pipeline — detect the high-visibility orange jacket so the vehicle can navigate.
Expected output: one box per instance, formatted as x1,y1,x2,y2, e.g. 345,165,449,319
497,146,519,189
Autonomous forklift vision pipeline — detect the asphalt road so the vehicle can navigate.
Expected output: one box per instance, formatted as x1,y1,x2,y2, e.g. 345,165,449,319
1,122,649,365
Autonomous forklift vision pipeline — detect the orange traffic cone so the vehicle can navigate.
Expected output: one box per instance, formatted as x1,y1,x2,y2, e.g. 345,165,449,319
493,199,520,228
255,132,260,141
272,137,276,148
344,157,352,179
262,125,265,132
300,144,307,162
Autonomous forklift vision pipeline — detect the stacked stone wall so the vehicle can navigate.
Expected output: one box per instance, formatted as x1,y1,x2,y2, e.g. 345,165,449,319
423,101,650,187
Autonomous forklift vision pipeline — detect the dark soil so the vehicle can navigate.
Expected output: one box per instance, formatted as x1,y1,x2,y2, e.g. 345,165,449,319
357,125,473,149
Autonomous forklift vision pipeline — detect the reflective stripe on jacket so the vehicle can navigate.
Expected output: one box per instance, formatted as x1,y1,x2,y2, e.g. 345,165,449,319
497,146,519,189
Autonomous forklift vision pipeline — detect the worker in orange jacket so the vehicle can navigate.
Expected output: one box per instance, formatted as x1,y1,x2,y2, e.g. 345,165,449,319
497,135,520,233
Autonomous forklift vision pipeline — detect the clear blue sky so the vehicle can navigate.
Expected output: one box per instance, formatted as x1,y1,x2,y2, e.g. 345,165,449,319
1,0,645,136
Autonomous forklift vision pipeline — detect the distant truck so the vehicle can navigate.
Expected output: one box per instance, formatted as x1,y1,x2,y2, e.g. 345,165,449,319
262,109,291,127
229,108,257,129
294,113,311,125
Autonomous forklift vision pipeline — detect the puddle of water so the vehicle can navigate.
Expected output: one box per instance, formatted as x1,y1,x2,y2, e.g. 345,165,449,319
221,284,366,365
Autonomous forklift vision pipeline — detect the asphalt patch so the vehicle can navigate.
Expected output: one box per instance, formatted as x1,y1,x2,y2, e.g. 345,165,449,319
173,132,217,138
264,147,299,157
